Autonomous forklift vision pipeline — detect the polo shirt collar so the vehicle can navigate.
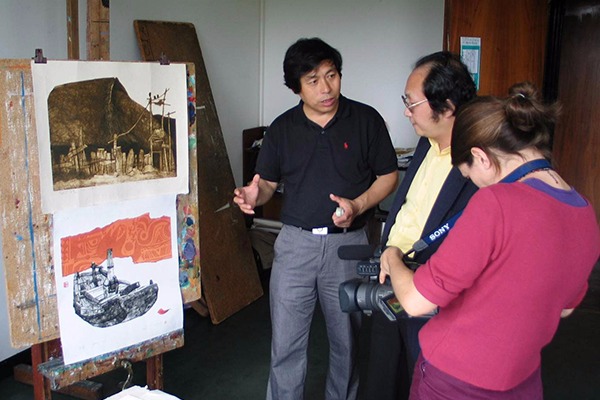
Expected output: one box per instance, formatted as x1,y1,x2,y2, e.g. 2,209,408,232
293,95,350,128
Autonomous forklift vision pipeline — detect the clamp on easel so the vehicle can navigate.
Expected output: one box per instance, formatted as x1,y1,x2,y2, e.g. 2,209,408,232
33,48,47,64
117,359,134,391
159,53,170,65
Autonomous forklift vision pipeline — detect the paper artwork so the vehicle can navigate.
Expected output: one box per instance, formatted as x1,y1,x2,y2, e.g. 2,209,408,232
31,60,189,213
53,195,183,365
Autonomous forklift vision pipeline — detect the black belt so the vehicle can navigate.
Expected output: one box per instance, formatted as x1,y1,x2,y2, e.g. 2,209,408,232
297,225,364,234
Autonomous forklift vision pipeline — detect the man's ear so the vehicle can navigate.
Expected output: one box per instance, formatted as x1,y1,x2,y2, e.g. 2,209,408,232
442,100,456,119
470,147,492,169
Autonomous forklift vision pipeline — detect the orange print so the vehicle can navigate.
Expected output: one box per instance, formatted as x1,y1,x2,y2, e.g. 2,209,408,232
61,213,172,276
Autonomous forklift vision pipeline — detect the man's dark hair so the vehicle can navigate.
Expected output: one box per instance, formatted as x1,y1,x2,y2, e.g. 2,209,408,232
415,51,476,120
283,38,343,93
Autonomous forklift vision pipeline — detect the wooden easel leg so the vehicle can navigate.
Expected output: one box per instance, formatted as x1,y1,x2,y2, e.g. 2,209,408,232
31,343,52,400
190,297,209,317
16,338,103,400
146,354,163,390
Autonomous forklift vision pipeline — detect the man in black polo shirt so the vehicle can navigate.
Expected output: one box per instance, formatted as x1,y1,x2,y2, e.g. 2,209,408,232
234,37,397,399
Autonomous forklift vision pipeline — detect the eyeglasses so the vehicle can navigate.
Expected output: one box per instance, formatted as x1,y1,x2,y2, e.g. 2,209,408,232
402,95,428,110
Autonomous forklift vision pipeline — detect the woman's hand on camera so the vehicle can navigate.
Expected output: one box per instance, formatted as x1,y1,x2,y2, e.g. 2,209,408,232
379,246,404,284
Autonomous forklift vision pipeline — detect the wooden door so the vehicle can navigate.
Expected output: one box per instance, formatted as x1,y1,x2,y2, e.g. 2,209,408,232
546,0,600,311
549,0,600,221
444,0,549,96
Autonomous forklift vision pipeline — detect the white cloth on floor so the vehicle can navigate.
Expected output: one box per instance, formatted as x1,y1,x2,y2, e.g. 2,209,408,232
105,385,182,400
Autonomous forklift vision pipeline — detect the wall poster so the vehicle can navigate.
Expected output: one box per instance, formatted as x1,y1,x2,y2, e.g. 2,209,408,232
460,36,482,91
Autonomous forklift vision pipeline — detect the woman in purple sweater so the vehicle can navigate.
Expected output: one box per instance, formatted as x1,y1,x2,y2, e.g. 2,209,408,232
378,81,600,399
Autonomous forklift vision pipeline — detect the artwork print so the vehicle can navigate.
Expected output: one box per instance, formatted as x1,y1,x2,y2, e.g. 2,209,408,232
65,213,170,328
53,195,183,365
32,61,189,213
72,246,160,328
49,79,177,190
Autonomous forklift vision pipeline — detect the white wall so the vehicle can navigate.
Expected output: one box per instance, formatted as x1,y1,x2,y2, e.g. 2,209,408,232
110,0,262,187
0,0,69,59
262,0,444,150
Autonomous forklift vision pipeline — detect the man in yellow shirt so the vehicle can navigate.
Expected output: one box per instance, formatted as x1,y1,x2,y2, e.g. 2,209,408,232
364,52,477,400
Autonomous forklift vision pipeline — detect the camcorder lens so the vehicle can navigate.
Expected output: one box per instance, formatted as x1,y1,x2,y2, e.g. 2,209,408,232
339,279,398,321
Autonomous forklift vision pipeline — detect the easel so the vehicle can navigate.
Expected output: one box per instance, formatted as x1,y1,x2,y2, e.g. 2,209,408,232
22,332,183,400
33,331,183,397
0,56,201,399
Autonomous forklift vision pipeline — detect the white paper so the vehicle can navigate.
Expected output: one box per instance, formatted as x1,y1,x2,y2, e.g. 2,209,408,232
105,386,182,400
31,60,189,213
53,195,183,365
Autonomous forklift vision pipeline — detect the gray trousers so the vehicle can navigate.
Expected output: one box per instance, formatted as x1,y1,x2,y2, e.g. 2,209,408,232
266,225,366,400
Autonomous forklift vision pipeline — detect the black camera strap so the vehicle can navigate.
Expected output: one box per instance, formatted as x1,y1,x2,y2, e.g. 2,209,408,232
404,158,552,257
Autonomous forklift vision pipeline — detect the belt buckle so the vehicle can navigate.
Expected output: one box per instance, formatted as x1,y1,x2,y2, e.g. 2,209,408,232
311,227,328,235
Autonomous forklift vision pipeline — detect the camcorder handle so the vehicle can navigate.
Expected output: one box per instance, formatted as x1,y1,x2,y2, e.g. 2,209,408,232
338,244,383,277
337,244,380,260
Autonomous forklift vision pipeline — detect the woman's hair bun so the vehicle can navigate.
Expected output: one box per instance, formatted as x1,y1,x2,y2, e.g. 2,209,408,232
508,81,539,102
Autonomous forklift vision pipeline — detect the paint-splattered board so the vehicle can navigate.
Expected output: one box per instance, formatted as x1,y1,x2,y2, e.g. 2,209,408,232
134,20,264,324
177,62,202,304
0,59,56,347
0,59,201,347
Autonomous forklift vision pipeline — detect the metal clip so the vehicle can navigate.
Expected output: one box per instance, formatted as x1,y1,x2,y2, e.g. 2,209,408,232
33,48,47,64
159,53,170,65
118,359,134,391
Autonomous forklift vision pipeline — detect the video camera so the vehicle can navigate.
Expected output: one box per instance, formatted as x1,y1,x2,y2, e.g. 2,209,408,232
338,245,405,321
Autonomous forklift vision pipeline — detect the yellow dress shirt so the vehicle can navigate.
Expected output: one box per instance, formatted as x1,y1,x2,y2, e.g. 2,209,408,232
386,138,452,252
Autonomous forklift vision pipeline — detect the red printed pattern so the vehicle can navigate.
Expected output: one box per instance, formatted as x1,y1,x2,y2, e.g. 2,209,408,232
61,213,172,276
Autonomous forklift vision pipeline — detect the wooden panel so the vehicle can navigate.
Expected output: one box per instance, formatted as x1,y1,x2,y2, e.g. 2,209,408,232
550,0,600,314
66,0,80,60
87,0,109,61
444,0,548,96
134,20,263,324
0,60,57,347
552,0,600,221
178,63,202,304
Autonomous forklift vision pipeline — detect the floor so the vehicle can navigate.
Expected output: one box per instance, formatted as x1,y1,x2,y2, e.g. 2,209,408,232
0,271,599,400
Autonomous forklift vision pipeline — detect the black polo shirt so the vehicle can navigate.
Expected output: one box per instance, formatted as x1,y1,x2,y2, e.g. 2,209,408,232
256,95,397,230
